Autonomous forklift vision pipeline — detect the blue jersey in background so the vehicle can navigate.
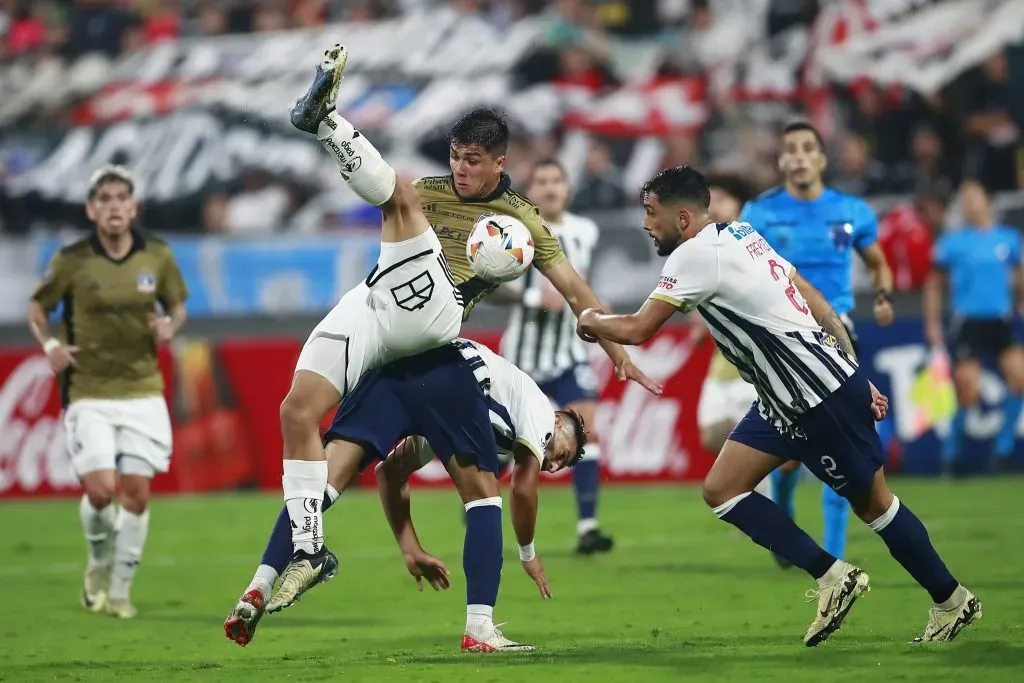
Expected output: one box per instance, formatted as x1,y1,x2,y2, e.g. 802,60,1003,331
933,226,1022,319
739,187,878,315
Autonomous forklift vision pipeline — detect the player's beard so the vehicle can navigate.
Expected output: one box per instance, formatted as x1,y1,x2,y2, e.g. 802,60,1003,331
655,233,681,256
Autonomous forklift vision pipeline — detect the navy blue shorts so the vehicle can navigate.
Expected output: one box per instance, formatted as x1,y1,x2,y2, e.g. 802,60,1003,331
323,344,500,474
537,363,598,407
728,370,885,499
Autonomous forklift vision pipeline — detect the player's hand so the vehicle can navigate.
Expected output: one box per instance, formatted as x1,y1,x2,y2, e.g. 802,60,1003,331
521,556,552,599
403,551,451,592
45,344,78,373
869,382,889,421
148,313,175,343
873,296,894,327
617,357,663,396
577,308,600,342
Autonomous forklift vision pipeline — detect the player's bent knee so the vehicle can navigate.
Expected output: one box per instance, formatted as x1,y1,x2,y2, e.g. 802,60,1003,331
280,372,340,439
82,471,116,509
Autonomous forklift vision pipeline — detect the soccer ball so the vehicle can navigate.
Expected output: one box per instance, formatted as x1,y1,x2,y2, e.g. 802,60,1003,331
466,215,535,283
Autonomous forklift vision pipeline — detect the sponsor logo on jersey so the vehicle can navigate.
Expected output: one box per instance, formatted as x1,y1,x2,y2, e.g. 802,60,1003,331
726,223,755,240
658,276,677,290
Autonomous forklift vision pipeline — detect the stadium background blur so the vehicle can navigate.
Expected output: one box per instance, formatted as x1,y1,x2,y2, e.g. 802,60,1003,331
1,3,1024,679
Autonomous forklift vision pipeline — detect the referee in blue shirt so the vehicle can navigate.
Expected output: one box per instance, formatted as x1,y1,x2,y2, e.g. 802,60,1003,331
740,121,894,566
923,180,1024,475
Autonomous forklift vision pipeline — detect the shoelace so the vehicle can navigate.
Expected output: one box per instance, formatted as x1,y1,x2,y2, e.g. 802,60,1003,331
804,588,822,603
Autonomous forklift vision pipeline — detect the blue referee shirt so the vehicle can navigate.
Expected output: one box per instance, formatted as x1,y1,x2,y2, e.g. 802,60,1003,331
933,225,1022,319
739,187,878,315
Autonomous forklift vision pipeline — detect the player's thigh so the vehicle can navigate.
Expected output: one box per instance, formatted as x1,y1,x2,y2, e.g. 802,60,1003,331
116,458,155,514
703,407,787,506
65,400,118,503
323,372,408,467
445,455,501,504
998,344,1024,393
324,438,376,493
366,230,462,356
380,181,430,244
952,357,983,405
295,286,382,401
796,372,885,502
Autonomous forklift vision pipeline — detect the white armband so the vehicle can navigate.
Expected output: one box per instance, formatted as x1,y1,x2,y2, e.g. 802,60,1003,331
518,541,536,562
42,338,61,354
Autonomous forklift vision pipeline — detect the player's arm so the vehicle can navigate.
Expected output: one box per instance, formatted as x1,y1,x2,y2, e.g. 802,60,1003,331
851,200,894,325
28,251,77,372
577,297,678,346
152,247,189,342
509,444,551,599
923,238,951,348
792,271,857,359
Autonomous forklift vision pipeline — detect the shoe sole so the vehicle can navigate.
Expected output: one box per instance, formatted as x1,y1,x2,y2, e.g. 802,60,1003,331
805,570,871,647
224,602,263,647
267,554,340,614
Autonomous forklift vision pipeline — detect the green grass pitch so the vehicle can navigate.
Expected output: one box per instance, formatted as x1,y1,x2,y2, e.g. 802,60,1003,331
1,479,1022,682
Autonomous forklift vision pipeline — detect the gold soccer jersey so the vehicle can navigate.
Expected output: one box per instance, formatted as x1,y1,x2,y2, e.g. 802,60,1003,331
413,174,566,318
32,230,188,404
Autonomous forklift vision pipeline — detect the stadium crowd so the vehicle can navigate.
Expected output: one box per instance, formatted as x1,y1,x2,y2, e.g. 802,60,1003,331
1,0,1023,290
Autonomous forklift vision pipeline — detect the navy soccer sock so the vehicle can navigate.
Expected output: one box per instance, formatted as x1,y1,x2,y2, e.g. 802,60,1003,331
870,496,958,604
572,454,601,534
464,497,503,637
714,492,836,579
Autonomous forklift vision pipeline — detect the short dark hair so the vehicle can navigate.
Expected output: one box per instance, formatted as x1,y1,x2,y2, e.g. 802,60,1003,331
557,408,588,467
529,158,566,183
782,121,825,149
641,166,710,209
705,173,755,206
448,107,509,156
915,184,950,210
88,164,135,199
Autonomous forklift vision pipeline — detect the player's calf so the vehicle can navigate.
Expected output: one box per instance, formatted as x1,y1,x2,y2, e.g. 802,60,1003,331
78,491,116,612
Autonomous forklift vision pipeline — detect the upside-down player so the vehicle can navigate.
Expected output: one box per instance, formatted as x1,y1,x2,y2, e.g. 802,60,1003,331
274,44,658,608
225,339,585,651
740,122,894,564
28,165,188,619
578,166,980,645
499,159,612,554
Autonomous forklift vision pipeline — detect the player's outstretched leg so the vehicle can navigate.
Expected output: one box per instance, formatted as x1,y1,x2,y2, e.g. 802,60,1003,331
703,435,869,647
821,484,850,559
847,470,981,643
78,480,117,613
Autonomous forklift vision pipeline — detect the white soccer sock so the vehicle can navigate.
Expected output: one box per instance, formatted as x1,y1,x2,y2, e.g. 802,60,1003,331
317,111,397,206
753,476,773,501
79,495,116,567
247,564,280,600
283,459,328,555
109,508,149,601
817,560,848,589
577,518,599,536
936,584,967,611
466,604,494,638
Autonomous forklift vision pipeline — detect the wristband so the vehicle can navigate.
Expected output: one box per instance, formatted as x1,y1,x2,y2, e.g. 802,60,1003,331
522,289,542,308
42,338,61,354
875,289,893,303
518,541,536,562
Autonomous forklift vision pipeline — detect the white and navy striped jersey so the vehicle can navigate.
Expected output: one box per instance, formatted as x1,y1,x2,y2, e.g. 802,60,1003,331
650,222,859,437
453,338,555,463
500,212,600,382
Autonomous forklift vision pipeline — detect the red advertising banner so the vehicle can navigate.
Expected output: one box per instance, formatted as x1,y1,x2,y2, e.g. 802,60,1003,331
0,325,714,499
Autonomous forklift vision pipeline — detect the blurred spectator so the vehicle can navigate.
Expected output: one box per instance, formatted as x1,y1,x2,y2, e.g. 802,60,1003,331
832,133,888,197
294,0,327,28
254,2,291,32
6,2,47,57
141,0,181,44
65,0,131,58
959,51,1021,192
192,1,227,36
571,139,628,211
879,187,948,292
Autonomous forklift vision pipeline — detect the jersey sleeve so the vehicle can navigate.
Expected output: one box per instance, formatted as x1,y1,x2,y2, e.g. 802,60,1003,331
852,199,879,250
157,246,188,308
521,205,566,271
31,250,73,312
648,241,719,312
932,234,953,270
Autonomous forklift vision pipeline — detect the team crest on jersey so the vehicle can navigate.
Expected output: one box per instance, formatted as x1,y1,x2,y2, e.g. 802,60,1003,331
830,222,853,250
137,271,156,293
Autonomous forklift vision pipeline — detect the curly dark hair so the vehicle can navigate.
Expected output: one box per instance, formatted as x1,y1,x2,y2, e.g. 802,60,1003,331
641,165,710,209
448,107,509,155
557,408,589,467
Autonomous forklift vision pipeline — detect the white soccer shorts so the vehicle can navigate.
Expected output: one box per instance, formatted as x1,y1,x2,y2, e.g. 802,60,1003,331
63,396,172,478
697,378,759,430
295,230,464,396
